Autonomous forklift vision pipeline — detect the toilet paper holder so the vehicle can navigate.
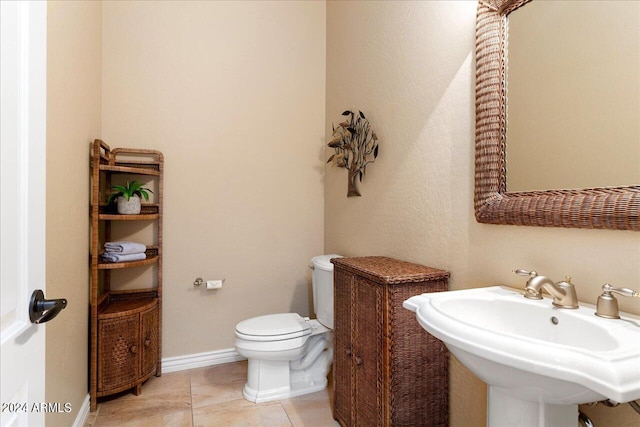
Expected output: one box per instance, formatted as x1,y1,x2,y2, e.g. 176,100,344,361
193,277,225,288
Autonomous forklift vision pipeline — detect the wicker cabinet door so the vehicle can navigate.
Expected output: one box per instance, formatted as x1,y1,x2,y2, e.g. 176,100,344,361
352,277,384,427
140,305,159,378
331,257,449,427
98,315,140,392
333,269,354,426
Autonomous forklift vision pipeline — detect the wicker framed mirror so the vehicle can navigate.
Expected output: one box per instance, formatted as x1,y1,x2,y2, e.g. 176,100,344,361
474,0,639,231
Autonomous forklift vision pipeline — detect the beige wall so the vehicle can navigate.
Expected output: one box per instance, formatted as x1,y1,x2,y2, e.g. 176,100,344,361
46,1,102,426
325,1,640,427
101,1,326,356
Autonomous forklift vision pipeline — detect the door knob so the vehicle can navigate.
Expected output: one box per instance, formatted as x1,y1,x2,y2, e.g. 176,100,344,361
29,289,67,324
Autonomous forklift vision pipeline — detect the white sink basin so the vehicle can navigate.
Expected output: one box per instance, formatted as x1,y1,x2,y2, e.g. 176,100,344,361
403,286,640,406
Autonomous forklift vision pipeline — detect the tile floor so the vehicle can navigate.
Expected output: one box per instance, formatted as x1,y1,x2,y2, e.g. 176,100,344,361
85,361,340,427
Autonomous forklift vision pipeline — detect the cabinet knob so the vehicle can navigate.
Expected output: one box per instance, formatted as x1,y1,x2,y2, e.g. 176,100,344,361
144,339,152,347
355,356,363,366
346,349,352,356
130,345,138,354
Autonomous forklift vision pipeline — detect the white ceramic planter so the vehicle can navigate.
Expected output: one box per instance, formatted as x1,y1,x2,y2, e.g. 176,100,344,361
116,195,141,214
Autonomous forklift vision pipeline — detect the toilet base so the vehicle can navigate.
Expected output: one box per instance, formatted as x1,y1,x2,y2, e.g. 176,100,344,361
240,331,333,403
243,376,328,403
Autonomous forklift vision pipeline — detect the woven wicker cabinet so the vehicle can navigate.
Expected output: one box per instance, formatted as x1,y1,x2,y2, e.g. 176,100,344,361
90,140,163,411
331,257,449,427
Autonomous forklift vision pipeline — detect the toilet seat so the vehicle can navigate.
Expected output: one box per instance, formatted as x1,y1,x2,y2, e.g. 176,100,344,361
235,313,311,342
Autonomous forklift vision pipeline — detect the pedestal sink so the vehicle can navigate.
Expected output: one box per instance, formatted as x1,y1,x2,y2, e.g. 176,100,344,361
403,286,640,427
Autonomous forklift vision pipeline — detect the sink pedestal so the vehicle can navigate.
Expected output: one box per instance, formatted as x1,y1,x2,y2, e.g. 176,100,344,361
488,387,577,427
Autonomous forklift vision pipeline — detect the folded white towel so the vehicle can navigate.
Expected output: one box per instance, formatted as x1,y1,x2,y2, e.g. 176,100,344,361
104,241,147,255
102,252,147,263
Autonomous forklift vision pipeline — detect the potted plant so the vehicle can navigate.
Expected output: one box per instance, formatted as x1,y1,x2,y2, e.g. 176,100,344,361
107,180,153,214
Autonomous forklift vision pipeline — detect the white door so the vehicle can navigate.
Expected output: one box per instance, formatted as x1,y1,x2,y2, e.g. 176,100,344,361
1,2,47,426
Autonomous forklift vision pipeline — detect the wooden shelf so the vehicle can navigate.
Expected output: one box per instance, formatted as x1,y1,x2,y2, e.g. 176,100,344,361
99,164,161,176
97,292,109,306
99,213,160,221
90,139,163,411
95,204,160,219
98,247,159,270
98,296,157,319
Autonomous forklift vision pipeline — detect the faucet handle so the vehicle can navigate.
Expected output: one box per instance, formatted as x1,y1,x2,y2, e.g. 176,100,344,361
602,283,639,298
513,269,538,277
596,284,640,319
514,269,543,300
558,276,574,287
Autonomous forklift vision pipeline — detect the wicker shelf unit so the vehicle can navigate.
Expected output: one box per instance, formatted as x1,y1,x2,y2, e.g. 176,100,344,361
331,256,450,427
90,139,164,411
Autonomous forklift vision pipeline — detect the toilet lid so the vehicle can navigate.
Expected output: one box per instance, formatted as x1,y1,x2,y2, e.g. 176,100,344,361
311,254,342,271
235,313,311,341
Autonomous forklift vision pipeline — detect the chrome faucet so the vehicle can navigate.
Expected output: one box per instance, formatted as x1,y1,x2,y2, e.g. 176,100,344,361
514,269,579,309
595,284,640,319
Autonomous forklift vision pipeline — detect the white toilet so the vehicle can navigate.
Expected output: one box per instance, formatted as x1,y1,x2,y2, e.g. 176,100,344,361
234,254,341,403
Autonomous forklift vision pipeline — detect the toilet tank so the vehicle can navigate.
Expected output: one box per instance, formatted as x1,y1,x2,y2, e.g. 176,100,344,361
311,254,342,329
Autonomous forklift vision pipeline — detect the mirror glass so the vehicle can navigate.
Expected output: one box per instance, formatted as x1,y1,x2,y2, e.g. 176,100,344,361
505,0,640,192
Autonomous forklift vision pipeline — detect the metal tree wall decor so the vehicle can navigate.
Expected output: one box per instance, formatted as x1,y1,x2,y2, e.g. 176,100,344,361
327,110,379,197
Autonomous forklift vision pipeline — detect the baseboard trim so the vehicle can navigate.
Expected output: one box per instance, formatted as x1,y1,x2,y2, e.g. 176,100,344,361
162,348,245,373
72,394,90,427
